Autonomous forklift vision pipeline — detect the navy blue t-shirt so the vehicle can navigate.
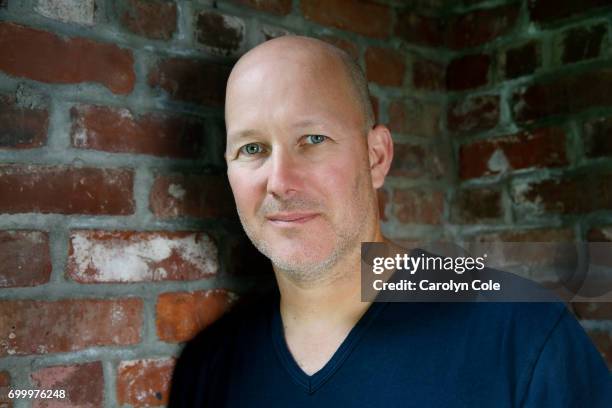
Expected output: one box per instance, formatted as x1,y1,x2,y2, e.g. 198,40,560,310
168,291,612,407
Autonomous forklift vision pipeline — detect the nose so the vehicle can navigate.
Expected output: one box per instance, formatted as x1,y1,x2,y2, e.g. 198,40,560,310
266,146,302,199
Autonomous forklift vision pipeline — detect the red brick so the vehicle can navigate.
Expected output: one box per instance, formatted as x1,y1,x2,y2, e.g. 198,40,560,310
573,302,612,320
231,0,292,15
150,173,235,219
447,4,519,50
395,11,445,47
301,0,392,39
156,289,236,342
587,226,612,242
583,116,612,159
474,227,574,242
0,298,142,356
195,10,245,56
446,54,490,91
67,230,218,283
0,23,134,95
459,128,567,179
318,35,359,61
447,94,499,133
0,93,48,149
512,68,612,124
502,41,540,79
388,98,441,137
365,46,405,87
0,165,134,215
377,188,388,221
560,22,608,64
0,230,51,288
393,188,444,224
70,104,207,159
529,0,611,24
148,58,231,107
511,172,612,215
412,57,445,91
586,330,612,369
390,143,446,179
31,362,103,408
120,0,177,40
117,359,175,407
0,371,10,408
451,188,502,223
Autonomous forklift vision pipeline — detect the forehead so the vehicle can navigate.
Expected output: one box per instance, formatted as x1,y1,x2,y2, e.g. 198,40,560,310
225,47,363,137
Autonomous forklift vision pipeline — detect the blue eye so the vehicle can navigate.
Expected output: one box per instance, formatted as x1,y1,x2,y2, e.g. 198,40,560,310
305,135,327,144
240,143,264,155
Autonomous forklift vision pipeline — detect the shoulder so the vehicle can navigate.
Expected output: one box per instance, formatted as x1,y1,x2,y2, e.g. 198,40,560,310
168,290,278,407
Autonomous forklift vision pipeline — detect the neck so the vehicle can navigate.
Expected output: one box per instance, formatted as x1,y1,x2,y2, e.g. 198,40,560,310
274,225,386,329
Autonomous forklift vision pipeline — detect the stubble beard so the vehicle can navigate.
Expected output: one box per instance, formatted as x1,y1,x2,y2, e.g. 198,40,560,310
236,171,375,287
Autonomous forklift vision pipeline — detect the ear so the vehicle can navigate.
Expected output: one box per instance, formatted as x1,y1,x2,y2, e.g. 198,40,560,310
367,124,393,189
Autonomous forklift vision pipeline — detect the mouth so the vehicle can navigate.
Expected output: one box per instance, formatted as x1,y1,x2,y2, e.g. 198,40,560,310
266,212,319,225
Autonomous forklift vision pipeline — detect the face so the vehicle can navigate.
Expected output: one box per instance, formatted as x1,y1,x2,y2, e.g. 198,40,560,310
225,44,378,282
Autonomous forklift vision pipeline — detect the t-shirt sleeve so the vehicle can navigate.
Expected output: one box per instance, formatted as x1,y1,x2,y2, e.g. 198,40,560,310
520,307,612,407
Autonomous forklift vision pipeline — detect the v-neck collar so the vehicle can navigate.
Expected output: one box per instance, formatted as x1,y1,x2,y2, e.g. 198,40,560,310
270,296,387,394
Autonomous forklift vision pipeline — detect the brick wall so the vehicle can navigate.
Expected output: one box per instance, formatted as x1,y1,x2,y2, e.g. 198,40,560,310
0,0,610,406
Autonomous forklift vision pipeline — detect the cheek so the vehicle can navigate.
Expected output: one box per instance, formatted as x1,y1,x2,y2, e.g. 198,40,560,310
228,169,261,214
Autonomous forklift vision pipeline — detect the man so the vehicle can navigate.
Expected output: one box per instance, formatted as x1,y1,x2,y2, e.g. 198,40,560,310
169,36,611,407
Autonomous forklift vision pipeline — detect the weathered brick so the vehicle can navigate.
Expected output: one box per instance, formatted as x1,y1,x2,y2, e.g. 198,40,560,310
156,289,236,342
31,362,103,408
0,298,142,356
70,104,207,159
412,57,445,91
390,143,446,179
447,4,519,50
34,0,95,25
67,230,218,283
365,46,405,87
446,54,490,91
473,227,574,242
0,93,48,149
148,57,231,107
195,10,245,56
447,94,499,133
583,116,612,159
529,0,611,24
301,0,392,39
117,359,175,407
511,172,612,215
586,330,612,369
0,165,134,215
587,226,612,242
501,41,540,79
150,173,235,219
0,230,51,288
231,0,292,15
452,188,502,223
512,68,612,123
388,98,441,137
559,22,608,64
395,11,445,47
0,371,10,408
459,128,567,179
393,188,444,224
120,0,177,40
319,35,359,60
259,25,293,41
0,23,134,95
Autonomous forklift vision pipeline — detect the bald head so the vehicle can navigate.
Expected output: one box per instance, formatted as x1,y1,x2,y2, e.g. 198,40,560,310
226,36,374,133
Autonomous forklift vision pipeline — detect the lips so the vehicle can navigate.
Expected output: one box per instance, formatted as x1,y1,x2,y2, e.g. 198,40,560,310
266,212,318,224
